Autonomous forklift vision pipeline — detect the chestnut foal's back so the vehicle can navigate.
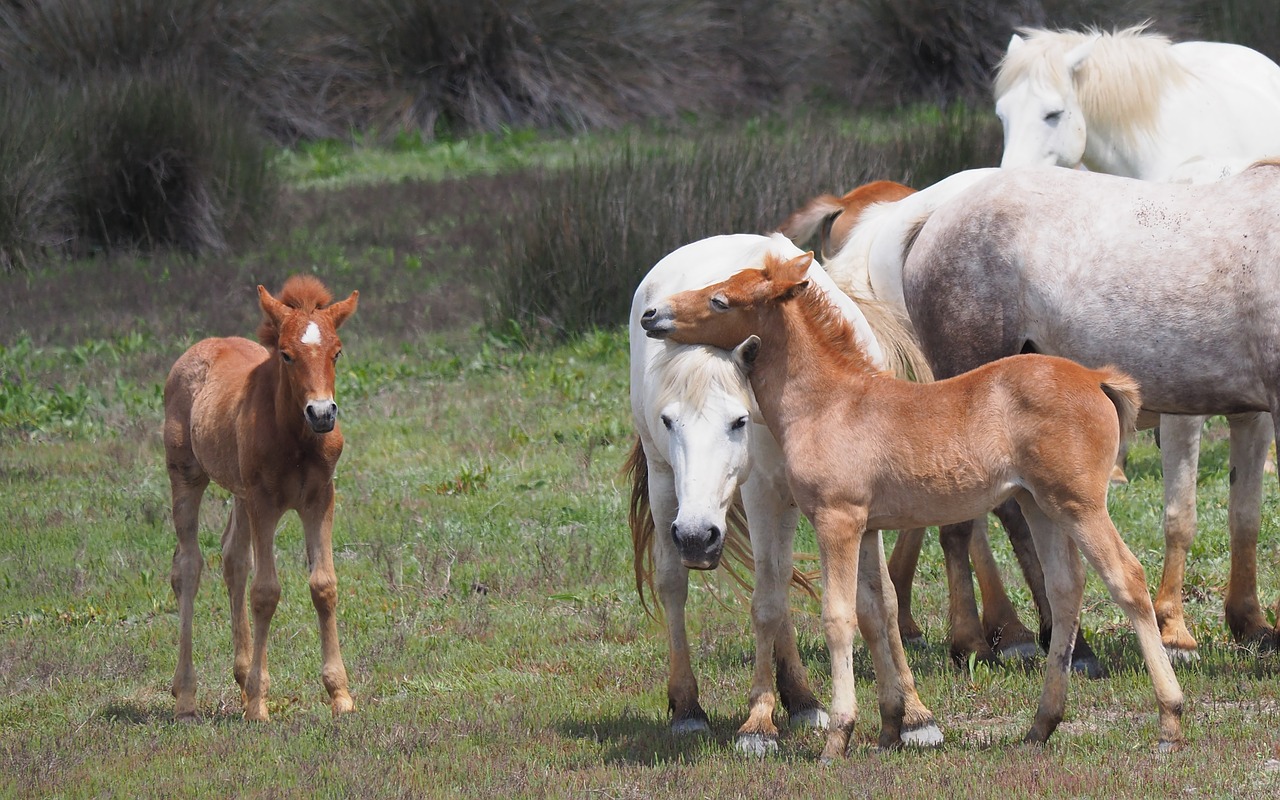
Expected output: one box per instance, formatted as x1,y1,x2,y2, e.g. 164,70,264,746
165,275,358,721
641,251,1183,759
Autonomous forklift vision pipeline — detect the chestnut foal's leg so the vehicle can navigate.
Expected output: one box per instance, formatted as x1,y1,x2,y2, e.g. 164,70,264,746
300,485,355,716
887,527,927,643
813,503,870,762
242,502,284,721
968,514,1039,660
220,500,253,708
647,463,709,735
168,465,208,721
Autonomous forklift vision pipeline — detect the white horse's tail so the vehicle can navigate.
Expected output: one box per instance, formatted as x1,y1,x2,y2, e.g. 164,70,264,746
625,437,818,621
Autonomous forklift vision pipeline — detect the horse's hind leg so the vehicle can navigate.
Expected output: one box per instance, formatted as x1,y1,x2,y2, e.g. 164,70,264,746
301,484,354,716
1011,495,1084,745
967,513,1038,660
886,528,926,643
648,465,707,736
1224,412,1275,648
938,520,998,665
218,499,253,706
992,500,1104,678
167,452,208,721
1152,414,1203,657
1068,506,1184,750
859,531,941,749
242,502,284,722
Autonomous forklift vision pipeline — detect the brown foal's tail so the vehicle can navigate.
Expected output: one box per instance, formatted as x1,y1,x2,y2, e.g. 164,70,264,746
1097,367,1142,451
624,436,818,623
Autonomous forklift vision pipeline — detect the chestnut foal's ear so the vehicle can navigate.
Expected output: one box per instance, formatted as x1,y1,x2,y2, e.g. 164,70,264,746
326,290,360,329
732,335,761,370
258,285,289,325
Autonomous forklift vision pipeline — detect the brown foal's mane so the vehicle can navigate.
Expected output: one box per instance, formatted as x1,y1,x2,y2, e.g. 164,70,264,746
761,253,888,378
257,275,335,349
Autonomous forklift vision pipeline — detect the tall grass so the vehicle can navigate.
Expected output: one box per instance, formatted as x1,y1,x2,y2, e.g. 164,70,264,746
492,108,1002,337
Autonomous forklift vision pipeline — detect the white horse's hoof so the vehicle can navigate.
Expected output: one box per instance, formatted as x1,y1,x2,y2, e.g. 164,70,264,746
735,733,778,757
996,641,1040,661
901,722,944,748
671,717,711,737
789,707,830,730
1164,645,1200,663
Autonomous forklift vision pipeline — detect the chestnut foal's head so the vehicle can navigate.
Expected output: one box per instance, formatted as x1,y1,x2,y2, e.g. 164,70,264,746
640,251,813,348
258,276,359,434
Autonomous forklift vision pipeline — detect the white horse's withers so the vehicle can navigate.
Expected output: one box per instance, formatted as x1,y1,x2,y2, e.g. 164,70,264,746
995,25,1280,660
628,233,942,754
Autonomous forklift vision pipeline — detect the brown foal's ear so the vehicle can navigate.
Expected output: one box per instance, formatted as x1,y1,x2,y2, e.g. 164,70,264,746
326,290,360,329
258,285,289,325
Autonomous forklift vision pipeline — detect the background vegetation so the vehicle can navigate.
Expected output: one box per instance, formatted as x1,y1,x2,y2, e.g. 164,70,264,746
4,0,1280,796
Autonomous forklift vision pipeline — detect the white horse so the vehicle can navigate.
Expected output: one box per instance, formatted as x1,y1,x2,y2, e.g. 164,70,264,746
627,233,942,755
995,25,1280,659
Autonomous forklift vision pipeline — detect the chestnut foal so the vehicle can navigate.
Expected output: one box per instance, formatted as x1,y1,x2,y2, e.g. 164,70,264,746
165,275,358,721
641,251,1183,758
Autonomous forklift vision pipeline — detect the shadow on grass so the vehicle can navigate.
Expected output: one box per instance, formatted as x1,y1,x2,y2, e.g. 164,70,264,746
96,701,247,727
556,710,782,765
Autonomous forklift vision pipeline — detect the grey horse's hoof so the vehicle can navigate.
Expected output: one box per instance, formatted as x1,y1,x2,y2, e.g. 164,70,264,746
789,707,830,730
901,721,944,748
735,733,778,757
997,640,1040,662
671,716,711,737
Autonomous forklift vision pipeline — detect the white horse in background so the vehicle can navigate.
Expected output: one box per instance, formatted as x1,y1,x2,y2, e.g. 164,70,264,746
994,24,1280,181
994,25,1280,660
627,233,942,755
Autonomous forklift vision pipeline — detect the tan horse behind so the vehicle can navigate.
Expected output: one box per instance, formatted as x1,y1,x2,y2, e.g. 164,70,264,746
641,251,1183,758
776,180,916,260
165,275,358,721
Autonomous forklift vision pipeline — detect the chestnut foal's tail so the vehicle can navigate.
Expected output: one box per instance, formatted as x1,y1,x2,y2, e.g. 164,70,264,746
1097,367,1142,452
624,437,818,621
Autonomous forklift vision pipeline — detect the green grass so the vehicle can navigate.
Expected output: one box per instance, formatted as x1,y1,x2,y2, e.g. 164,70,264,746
4,123,1280,798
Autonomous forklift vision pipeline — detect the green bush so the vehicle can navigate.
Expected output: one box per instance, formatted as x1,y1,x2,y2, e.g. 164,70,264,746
491,108,1002,338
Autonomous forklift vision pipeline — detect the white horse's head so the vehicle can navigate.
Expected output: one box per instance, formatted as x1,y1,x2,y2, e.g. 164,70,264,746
646,341,758,570
994,31,1096,170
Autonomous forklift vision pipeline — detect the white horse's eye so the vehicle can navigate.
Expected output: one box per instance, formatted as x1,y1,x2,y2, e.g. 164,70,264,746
1044,110,1064,124
710,295,729,311
661,414,673,430
730,416,748,431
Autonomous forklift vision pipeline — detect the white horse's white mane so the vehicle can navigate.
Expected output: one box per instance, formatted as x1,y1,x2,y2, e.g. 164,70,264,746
994,24,1191,150
651,343,752,414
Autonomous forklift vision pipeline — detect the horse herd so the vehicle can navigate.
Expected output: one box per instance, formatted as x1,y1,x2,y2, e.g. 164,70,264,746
163,25,1280,762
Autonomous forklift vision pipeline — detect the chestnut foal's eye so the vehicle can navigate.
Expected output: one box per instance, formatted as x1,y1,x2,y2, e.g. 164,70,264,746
710,295,729,311
333,350,342,362
730,416,748,431
281,351,294,364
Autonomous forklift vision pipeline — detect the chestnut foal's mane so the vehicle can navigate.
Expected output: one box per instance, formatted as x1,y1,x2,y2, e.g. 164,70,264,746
257,275,335,349
761,253,890,379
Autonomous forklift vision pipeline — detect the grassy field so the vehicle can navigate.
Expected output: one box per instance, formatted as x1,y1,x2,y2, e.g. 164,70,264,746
3,132,1280,798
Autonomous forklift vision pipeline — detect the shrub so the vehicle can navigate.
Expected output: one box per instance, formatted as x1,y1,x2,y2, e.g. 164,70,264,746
60,71,277,255
0,88,72,271
491,108,1002,338
308,0,735,139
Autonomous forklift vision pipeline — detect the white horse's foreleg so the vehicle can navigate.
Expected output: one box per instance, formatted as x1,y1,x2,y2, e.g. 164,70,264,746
1224,412,1274,646
1152,414,1202,657
812,502,868,762
968,514,1039,660
647,463,706,735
